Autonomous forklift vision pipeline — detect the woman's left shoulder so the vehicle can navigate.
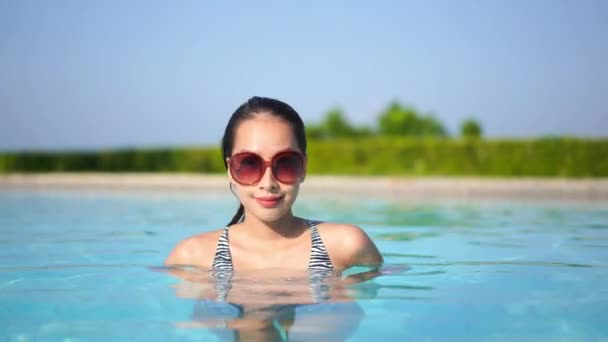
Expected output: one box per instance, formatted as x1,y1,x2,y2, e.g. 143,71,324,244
316,222,369,242
315,222,383,269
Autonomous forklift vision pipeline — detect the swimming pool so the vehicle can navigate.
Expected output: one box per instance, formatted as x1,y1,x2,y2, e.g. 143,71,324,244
1,188,607,340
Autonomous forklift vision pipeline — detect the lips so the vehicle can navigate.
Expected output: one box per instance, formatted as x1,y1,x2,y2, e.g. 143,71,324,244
255,196,283,208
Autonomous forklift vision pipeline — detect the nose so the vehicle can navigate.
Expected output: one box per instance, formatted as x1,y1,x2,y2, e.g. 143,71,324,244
258,165,278,191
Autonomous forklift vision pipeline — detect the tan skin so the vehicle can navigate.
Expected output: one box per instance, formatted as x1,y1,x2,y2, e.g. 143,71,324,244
165,114,383,271
164,113,383,339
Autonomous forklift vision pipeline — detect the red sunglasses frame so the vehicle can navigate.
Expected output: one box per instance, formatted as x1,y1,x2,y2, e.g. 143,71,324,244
227,150,306,186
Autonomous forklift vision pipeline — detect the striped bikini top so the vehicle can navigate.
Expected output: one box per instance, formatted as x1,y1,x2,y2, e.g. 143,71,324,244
211,219,334,271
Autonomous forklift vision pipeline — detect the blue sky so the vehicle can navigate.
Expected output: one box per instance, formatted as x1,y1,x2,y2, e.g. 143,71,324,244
1,0,607,151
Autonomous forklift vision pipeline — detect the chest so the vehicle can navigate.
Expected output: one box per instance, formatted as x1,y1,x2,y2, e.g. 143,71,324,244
229,237,312,270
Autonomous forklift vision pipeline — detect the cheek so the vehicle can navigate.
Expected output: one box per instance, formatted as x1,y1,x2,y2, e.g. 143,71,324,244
235,185,253,197
284,184,300,202
230,184,251,201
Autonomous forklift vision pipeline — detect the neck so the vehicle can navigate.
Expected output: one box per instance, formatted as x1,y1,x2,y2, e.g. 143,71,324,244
240,210,305,240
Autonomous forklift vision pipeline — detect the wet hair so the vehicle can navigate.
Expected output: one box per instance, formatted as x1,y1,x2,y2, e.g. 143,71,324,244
221,96,307,226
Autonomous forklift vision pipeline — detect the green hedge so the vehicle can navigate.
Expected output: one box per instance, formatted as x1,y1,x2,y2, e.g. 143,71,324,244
1,137,606,177
306,137,608,177
0,148,225,174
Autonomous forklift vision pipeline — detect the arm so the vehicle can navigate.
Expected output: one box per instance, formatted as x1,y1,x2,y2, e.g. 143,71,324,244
165,238,198,266
164,235,225,294
331,224,383,270
165,230,221,269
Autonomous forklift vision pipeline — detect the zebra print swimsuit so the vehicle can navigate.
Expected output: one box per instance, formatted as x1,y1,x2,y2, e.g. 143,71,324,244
210,220,334,303
211,219,334,271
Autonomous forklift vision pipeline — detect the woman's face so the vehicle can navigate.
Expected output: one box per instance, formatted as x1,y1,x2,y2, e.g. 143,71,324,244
228,113,305,223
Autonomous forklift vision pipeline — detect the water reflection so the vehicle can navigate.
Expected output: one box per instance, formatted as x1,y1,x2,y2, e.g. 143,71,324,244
164,265,404,341
376,231,439,241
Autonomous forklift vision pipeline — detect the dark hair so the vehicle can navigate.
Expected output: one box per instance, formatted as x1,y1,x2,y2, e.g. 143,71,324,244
222,96,307,225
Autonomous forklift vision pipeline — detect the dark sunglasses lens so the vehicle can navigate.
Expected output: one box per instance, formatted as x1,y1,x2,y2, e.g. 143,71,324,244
231,154,263,184
273,153,303,183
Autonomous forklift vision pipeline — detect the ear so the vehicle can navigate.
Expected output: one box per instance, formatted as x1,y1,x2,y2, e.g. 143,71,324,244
226,157,233,181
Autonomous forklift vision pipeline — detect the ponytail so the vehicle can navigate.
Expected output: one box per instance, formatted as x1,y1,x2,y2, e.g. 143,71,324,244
228,204,244,226
227,183,244,226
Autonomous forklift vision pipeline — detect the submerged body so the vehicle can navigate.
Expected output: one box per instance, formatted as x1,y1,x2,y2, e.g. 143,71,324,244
171,266,368,341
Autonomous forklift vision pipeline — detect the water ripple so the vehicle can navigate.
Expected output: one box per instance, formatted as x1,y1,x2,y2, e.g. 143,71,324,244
382,253,437,259
408,261,594,268
0,264,143,271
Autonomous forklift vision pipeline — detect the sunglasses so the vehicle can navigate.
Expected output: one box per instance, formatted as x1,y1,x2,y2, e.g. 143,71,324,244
228,150,305,186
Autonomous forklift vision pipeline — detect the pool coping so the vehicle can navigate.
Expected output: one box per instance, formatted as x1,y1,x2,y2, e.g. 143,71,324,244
1,173,607,201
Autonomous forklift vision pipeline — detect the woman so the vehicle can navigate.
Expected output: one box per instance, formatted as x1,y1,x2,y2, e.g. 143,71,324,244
164,96,383,340
165,96,383,271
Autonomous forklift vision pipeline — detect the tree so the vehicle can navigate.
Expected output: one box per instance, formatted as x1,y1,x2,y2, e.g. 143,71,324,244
305,124,324,140
419,114,448,137
306,107,368,140
378,102,416,136
461,118,482,138
378,101,447,137
322,108,355,137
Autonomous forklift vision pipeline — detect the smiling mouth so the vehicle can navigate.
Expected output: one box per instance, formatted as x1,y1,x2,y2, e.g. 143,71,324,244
255,196,283,208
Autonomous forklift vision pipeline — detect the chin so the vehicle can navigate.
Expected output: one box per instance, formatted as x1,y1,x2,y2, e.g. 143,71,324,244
253,207,291,223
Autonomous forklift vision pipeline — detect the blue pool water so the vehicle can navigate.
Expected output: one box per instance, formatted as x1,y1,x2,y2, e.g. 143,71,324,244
1,188,607,341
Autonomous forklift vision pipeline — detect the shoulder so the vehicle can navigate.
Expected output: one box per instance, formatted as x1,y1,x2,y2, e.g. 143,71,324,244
316,222,383,270
164,228,225,268
317,222,370,245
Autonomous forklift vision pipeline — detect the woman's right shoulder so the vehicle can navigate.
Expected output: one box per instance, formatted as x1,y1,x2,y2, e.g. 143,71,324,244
164,227,226,267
